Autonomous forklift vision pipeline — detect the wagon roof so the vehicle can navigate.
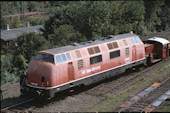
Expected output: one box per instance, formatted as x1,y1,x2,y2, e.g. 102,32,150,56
41,33,138,54
148,37,170,45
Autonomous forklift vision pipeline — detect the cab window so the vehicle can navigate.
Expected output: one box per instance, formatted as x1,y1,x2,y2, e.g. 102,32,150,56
135,37,142,43
42,54,54,64
33,53,42,60
130,37,136,45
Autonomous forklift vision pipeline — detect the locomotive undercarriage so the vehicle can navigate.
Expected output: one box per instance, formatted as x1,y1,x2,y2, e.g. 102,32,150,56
21,86,55,98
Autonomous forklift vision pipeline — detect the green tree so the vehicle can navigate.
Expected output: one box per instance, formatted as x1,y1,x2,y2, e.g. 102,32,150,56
43,1,113,43
109,1,146,36
158,0,170,30
10,17,23,28
52,25,87,46
74,1,113,39
144,0,164,33
8,32,50,64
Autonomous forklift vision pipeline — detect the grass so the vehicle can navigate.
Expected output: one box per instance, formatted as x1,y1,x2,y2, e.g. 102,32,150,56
88,62,170,112
160,101,170,112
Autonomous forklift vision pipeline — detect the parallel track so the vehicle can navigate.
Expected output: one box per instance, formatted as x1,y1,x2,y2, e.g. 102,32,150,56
118,77,170,112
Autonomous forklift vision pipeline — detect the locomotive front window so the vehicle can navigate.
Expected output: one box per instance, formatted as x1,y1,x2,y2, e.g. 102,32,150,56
130,37,136,45
42,54,54,64
130,37,141,45
135,37,142,43
33,53,42,60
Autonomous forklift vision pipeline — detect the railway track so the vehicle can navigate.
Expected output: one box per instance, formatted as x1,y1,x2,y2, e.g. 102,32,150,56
1,98,34,113
142,90,170,112
117,77,170,112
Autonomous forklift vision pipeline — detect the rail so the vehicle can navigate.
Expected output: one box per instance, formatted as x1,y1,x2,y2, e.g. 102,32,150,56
1,98,34,112
118,77,170,112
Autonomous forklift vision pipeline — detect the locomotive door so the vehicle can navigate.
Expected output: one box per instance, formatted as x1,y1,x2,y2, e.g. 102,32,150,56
68,62,74,81
132,45,136,61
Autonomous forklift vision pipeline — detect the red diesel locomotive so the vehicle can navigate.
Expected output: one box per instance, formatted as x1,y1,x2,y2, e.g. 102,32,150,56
23,33,170,98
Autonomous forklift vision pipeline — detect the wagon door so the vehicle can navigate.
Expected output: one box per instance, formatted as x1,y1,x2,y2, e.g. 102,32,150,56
132,45,136,61
68,62,74,81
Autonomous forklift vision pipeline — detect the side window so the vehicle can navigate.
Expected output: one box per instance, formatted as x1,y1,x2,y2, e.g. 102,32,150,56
125,48,130,55
66,53,71,60
163,45,167,50
110,50,120,59
78,60,83,68
56,55,62,63
90,55,102,65
61,54,67,61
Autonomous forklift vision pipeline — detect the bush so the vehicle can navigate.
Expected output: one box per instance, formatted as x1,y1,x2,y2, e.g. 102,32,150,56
1,54,19,85
1,70,19,85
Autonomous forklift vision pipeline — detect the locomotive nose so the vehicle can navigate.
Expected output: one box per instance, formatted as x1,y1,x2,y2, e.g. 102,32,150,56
27,61,54,87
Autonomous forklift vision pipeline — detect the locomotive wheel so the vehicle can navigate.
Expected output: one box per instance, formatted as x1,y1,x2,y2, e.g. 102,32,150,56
135,66,140,71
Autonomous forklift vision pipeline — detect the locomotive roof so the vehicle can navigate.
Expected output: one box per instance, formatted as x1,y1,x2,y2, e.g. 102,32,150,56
41,33,138,54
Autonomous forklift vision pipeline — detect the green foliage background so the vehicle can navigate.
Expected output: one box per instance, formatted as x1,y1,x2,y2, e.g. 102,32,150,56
1,1,170,85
